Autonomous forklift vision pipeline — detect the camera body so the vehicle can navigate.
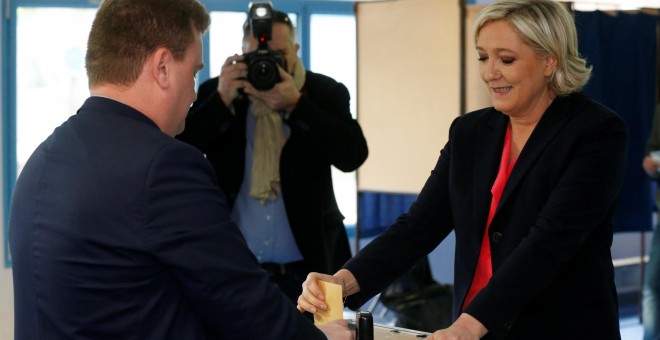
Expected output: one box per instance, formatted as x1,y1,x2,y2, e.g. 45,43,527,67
243,49,284,91
244,2,285,91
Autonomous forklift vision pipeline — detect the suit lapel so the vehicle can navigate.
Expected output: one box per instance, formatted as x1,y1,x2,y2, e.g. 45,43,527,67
496,95,575,214
472,110,509,233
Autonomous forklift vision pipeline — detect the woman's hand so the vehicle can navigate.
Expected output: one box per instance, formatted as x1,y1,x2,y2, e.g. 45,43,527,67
427,313,488,340
296,272,340,314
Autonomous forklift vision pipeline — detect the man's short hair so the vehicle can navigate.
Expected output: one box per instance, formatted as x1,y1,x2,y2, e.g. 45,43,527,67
86,0,210,87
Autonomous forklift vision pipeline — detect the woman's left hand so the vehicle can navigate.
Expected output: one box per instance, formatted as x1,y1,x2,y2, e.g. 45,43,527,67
427,313,488,340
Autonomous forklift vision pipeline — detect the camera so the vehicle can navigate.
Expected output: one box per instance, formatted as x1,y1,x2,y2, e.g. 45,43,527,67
243,2,285,91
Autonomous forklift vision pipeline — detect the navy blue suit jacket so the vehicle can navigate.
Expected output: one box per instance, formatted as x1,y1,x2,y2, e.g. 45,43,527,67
9,97,325,339
344,93,627,339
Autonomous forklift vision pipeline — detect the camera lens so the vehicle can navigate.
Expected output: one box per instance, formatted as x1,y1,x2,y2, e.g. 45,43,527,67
248,59,279,90
254,61,275,78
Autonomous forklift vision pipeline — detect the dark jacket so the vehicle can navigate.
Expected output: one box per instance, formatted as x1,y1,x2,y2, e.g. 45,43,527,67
344,93,627,340
177,70,368,273
9,97,325,339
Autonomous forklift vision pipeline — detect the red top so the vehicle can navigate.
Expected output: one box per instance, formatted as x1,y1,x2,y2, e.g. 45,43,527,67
462,124,517,310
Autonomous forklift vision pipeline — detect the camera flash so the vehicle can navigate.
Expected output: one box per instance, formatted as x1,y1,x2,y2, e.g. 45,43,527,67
255,7,268,17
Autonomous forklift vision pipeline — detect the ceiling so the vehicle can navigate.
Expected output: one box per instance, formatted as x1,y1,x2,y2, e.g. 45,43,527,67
555,0,660,10
331,0,660,10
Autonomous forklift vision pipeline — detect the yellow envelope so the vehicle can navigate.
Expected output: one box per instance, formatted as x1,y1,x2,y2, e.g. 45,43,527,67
313,280,343,325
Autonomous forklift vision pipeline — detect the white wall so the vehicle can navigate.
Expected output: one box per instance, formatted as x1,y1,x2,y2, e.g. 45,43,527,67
0,9,16,339
356,0,461,194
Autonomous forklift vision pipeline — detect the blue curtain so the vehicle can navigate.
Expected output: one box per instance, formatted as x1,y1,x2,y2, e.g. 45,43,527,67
575,11,657,232
356,191,418,238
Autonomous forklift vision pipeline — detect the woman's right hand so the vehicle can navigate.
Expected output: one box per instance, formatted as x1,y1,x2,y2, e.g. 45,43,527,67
296,272,343,314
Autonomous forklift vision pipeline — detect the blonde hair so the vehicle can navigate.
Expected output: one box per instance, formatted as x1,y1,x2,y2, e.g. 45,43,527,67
473,0,591,95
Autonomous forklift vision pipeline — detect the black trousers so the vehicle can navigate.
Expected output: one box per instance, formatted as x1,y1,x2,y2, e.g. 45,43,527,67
260,261,308,304
260,262,314,321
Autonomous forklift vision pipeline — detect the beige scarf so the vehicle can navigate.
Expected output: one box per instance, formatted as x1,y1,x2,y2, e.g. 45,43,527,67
249,56,306,203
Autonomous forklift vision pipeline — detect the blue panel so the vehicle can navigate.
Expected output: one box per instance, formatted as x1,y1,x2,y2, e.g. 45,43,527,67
3,0,17,268
355,191,418,238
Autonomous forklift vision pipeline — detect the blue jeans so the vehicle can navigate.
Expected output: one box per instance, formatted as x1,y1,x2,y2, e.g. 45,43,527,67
644,225,660,340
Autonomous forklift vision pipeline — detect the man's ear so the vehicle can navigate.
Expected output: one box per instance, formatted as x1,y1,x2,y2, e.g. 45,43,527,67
150,47,173,88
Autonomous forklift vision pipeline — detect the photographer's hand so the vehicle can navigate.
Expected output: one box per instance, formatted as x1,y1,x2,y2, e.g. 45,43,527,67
217,54,248,108
243,66,301,114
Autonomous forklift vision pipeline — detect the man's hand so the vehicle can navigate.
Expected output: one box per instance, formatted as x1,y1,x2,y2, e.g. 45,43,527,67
317,319,355,340
243,66,301,113
643,155,659,176
217,54,248,107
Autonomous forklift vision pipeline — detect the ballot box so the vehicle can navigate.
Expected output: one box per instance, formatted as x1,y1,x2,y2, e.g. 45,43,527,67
349,318,431,340
347,309,437,339
374,323,431,339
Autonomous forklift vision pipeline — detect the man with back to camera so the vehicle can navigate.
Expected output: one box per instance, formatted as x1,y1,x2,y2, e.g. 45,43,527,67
177,3,369,303
8,0,353,338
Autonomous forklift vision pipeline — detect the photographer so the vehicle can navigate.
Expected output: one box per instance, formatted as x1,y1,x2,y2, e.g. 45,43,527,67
177,4,368,304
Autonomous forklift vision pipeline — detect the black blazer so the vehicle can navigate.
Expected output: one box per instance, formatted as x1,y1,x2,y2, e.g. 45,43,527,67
9,97,325,339
344,93,627,340
178,71,368,273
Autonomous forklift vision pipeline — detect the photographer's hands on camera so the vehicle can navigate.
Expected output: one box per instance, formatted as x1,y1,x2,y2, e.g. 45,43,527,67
218,54,301,114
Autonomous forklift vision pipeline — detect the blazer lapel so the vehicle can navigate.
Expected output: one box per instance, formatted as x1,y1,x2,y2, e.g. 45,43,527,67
496,95,575,213
472,110,509,233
